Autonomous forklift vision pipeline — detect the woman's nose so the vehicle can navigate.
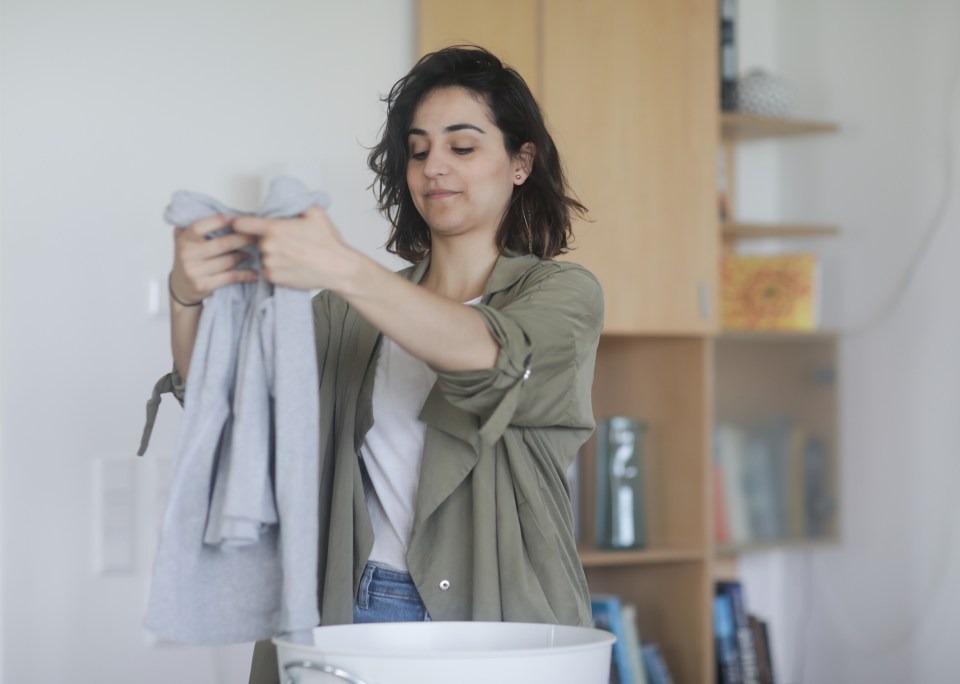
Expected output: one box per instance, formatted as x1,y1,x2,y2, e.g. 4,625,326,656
423,149,448,177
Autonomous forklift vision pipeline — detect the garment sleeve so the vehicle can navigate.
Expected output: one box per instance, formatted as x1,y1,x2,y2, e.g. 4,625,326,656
431,263,603,445
136,365,186,457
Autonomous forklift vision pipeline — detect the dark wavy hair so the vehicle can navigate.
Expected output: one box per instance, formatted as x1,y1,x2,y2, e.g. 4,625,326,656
367,45,587,263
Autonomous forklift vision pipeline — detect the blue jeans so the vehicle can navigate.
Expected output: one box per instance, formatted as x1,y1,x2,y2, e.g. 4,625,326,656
353,561,432,623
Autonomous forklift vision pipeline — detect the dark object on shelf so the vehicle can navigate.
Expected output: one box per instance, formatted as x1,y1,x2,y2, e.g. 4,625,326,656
596,417,648,550
749,615,777,684
719,0,738,111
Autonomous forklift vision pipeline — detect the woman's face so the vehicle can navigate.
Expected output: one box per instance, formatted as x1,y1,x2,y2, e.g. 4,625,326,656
406,86,524,244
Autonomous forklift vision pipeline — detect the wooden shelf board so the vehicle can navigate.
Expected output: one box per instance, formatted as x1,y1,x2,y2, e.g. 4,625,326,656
578,547,705,567
722,222,840,240
715,535,840,557
717,329,841,342
721,112,839,140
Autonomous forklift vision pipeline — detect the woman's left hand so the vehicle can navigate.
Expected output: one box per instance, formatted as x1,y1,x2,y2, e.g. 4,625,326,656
232,205,353,291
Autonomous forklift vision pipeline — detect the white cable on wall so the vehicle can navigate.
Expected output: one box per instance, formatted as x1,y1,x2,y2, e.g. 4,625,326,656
843,53,960,338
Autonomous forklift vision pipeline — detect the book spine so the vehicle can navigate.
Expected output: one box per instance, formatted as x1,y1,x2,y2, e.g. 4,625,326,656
713,593,743,684
718,582,760,684
591,595,635,684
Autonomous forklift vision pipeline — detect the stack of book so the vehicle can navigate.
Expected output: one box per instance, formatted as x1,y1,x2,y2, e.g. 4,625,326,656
713,418,835,548
714,581,776,684
591,594,675,684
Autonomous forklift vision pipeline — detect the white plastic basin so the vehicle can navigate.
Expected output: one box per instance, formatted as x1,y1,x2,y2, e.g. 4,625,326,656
274,621,615,684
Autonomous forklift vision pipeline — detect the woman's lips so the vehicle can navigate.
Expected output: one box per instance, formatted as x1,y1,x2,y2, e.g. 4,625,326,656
425,190,459,199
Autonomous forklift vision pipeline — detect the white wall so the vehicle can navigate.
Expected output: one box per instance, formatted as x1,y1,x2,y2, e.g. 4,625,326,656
0,1,412,682
736,2,960,682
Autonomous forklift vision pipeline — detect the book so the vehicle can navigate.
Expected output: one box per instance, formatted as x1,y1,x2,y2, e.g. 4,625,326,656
714,424,750,545
712,456,731,545
803,436,835,536
716,582,760,684
641,643,675,684
749,615,776,684
787,426,808,539
621,604,650,684
721,253,820,331
595,417,648,549
742,418,793,541
714,593,743,684
591,594,634,684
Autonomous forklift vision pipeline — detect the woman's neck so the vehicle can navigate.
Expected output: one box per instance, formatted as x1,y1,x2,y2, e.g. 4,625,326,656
420,235,500,303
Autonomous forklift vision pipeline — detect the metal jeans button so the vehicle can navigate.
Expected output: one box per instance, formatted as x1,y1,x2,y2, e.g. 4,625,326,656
439,579,451,591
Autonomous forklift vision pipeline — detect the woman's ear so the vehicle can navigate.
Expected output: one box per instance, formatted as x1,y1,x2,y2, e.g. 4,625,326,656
514,142,536,185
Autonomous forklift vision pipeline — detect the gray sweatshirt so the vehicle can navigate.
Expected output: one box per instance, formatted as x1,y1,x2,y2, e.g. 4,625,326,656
142,177,326,645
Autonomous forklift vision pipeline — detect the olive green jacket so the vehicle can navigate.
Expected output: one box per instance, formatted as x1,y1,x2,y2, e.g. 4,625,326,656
308,252,603,630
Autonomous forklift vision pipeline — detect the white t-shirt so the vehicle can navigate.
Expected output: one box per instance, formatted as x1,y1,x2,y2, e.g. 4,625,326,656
360,297,481,571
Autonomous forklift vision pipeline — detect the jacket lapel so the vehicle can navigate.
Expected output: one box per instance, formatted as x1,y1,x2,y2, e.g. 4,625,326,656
413,251,540,525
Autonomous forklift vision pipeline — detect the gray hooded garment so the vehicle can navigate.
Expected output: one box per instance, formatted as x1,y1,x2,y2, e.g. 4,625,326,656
140,177,327,645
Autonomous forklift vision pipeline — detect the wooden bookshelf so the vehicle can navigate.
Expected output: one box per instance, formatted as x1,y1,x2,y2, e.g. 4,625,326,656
419,3,718,681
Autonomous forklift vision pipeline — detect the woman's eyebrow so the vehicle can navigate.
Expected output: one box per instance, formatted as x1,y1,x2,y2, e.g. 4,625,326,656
407,123,487,136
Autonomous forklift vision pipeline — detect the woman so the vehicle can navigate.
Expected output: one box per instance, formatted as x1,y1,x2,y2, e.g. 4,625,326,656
167,46,603,682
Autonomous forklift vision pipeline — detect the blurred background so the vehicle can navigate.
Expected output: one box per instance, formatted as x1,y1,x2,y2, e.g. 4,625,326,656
1,1,958,682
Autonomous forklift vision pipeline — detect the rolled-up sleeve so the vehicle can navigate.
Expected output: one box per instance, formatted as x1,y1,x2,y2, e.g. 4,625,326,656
432,263,603,444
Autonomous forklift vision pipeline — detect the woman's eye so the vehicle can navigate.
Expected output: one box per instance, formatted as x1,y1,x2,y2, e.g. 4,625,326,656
411,150,428,160
452,147,474,155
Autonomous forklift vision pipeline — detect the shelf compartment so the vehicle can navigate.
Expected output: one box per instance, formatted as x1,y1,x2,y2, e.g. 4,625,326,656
721,112,839,140
581,336,712,551
713,334,841,548
585,561,711,684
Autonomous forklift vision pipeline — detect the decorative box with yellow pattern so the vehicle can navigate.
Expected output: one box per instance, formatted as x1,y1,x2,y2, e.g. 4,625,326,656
721,253,819,330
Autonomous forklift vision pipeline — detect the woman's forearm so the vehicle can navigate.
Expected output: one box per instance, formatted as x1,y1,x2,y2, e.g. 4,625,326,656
334,251,499,371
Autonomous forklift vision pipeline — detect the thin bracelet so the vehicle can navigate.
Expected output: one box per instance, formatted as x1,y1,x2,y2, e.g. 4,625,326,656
168,273,203,307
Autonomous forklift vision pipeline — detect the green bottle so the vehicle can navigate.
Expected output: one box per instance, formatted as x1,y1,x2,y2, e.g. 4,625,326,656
596,417,648,549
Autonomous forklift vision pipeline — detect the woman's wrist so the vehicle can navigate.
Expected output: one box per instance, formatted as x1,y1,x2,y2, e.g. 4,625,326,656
330,249,385,300
168,272,203,308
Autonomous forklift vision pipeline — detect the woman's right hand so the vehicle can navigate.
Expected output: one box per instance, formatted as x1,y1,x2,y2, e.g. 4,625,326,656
169,214,259,306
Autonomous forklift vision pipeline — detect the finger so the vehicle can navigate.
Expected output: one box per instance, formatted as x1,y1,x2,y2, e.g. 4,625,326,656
196,232,257,259
232,216,272,236
185,214,234,238
195,252,248,277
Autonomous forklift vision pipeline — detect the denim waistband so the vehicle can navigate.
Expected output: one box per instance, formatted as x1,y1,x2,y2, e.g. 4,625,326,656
355,561,429,619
